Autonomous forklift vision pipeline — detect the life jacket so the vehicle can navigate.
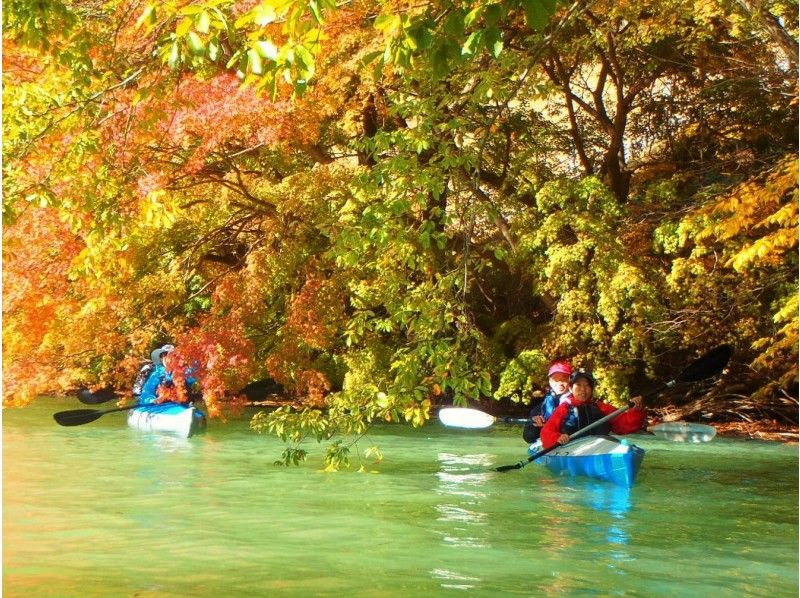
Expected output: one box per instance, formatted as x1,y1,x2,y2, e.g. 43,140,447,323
132,362,154,397
561,401,612,436
523,390,568,443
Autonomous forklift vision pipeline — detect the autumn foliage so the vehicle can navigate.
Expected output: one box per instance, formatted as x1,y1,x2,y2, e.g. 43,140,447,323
3,0,797,466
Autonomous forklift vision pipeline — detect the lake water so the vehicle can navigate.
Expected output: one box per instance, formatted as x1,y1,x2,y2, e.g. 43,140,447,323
3,398,798,596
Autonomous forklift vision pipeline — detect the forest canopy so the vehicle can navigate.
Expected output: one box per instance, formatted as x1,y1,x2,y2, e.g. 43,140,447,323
3,0,797,467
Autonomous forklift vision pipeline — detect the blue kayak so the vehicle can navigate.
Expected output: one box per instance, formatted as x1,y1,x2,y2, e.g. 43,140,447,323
529,436,645,488
127,402,206,438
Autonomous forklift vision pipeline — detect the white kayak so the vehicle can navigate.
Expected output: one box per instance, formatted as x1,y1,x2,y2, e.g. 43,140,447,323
127,402,207,438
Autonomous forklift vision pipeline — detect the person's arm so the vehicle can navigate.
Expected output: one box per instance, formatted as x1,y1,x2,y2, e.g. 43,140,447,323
598,397,646,434
540,404,567,449
528,398,545,426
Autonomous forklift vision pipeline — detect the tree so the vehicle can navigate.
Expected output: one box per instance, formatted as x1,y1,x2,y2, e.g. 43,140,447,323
3,0,796,467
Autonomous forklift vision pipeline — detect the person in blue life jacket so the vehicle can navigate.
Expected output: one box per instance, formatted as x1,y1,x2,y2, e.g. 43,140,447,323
138,345,197,404
132,344,174,397
522,360,573,443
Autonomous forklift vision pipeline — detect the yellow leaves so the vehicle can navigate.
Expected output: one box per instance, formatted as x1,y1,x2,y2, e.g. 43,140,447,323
750,293,798,387
729,226,797,272
402,398,431,427
685,156,798,272
140,190,180,229
774,293,799,326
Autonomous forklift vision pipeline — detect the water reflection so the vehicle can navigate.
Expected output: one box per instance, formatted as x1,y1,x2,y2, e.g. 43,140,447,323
430,568,481,591
431,452,493,589
132,431,195,454
539,481,634,566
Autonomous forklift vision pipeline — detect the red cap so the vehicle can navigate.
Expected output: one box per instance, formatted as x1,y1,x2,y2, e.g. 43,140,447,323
548,361,572,377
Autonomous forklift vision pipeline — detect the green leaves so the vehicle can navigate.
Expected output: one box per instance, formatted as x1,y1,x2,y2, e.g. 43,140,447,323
520,0,557,31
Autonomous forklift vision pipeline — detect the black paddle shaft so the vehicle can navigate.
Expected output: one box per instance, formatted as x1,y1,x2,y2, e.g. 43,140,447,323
77,377,286,405
495,344,733,473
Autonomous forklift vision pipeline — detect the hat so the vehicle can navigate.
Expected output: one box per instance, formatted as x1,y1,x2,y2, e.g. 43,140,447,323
150,344,175,366
569,369,596,388
547,361,572,377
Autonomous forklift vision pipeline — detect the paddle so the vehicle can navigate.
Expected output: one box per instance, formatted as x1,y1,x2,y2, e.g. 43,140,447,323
53,404,149,427
76,377,283,404
439,407,528,429
495,344,733,473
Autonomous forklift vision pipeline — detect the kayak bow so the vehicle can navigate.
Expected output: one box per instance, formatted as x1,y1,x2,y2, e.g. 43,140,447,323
530,435,645,488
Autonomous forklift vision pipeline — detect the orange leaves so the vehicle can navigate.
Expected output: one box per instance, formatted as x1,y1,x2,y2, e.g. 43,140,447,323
2,206,86,405
285,274,344,351
296,370,332,407
168,73,291,171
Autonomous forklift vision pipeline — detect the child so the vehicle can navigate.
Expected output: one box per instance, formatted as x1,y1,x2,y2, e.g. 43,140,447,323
540,369,646,449
522,360,572,443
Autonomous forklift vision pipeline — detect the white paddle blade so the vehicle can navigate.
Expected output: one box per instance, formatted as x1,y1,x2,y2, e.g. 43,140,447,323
650,422,717,443
438,407,496,429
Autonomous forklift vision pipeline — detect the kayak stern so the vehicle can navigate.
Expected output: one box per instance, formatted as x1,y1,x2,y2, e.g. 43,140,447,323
127,403,206,439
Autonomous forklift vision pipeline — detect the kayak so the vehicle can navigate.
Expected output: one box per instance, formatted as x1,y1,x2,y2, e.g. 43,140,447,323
127,402,207,438
529,436,645,488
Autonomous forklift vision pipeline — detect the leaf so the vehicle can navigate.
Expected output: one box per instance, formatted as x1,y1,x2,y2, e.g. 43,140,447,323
360,50,383,67
208,39,220,61
179,5,205,16
248,48,264,74
176,16,193,37
196,11,211,34
136,5,156,28
294,44,315,79
187,32,205,56
374,14,401,35
464,6,484,27
254,4,278,26
462,31,482,56
255,40,278,61
521,0,555,31
167,42,180,68
309,0,323,24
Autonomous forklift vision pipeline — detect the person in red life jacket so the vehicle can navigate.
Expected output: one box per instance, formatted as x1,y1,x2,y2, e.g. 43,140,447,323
522,360,572,443
539,369,646,449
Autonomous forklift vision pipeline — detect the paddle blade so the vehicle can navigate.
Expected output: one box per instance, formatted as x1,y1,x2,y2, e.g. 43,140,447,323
650,422,717,443
495,461,526,472
438,408,495,429
677,344,733,383
53,409,106,426
77,388,117,404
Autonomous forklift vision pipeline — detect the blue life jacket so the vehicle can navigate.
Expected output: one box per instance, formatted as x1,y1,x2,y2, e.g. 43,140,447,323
523,390,567,443
139,364,197,404
539,390,563,421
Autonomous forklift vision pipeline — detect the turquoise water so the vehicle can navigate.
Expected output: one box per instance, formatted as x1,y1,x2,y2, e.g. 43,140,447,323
4,398,798,596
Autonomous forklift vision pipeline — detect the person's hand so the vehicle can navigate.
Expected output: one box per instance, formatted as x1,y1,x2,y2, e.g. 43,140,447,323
630,395,644,409
557,433,570,445
532,415,545,426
